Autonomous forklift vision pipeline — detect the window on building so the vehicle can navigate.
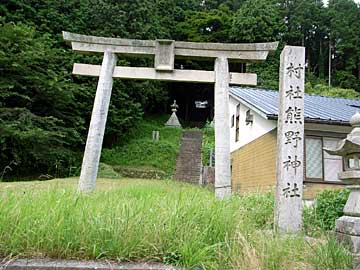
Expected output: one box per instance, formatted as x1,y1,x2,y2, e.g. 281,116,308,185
305,136,343,182
231,115,234,127
235,104,240,142
323,137,343,181
305,137,323,180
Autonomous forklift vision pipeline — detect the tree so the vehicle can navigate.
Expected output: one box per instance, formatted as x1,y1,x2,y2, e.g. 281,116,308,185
231,0,285,43
176,4,233,42
279,0,328,79
328,0,360,90
0,22,82,177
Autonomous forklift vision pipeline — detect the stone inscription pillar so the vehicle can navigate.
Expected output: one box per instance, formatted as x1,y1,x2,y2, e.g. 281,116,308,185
274,46,305,232
78,51,117,192
214,57,231,199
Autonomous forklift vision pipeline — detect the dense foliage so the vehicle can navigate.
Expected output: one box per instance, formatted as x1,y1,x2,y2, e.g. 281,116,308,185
304,189,351,232
1,0,359,177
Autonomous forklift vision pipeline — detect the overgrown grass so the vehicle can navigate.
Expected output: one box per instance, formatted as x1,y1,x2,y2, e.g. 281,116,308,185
101,115,182,175
0,178,352,270
202,124,215,166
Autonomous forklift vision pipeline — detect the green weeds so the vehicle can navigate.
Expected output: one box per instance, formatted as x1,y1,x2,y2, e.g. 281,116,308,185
101,116,182,175
303,189,351,233
0,179,353,270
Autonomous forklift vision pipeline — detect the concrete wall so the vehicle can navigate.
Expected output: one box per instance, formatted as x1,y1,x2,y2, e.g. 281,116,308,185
229,96,276,153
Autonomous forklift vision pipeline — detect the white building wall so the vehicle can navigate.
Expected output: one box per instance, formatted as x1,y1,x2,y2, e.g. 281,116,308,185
229,96,277,153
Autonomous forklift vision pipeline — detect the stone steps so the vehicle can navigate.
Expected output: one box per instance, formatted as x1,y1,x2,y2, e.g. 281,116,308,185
173,130,203,184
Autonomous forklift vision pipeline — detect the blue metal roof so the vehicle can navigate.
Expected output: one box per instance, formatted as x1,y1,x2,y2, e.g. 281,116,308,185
230,87,360,125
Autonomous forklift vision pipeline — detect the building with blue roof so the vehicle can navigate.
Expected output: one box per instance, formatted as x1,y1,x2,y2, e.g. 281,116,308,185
229,87,359,199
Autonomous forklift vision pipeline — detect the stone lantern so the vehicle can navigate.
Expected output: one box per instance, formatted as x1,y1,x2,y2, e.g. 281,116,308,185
324,112,360,264
165,100,182,128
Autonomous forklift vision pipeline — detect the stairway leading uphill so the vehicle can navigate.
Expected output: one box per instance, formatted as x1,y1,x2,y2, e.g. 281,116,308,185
173,130,203,184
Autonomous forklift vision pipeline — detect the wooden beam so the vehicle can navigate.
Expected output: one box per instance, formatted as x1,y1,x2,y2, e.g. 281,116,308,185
72,63,257,85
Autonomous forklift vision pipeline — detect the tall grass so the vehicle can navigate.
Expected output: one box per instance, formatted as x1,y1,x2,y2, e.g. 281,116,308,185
0,178,352,270
201,124,215,167
101,116,182,175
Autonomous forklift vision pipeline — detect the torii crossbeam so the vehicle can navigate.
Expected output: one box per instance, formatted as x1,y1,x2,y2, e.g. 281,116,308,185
63,31,278,198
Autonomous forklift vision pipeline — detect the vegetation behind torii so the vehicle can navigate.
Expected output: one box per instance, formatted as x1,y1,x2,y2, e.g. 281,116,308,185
1,0,360,178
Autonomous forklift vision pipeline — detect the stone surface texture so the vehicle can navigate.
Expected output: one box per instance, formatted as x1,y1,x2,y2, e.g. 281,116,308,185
63,31,278,61
274,46,305,233
72,64,257,85
155,40,174,71
350,113,360,126
343,187,360,217
354,255,360,270
165,112,181,128
324,112,360,262
214,57,231,199
78,51,117,192
336,231,360,253
336,216,360,235
152,131,160,141
324,112,360,158
0,258,175,270
173,131,203,184
338,172,360,184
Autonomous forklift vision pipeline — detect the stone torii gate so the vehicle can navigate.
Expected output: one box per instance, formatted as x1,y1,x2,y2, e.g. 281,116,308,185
63,31,278,198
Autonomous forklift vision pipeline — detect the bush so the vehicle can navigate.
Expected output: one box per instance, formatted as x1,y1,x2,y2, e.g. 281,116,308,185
304,189,350,232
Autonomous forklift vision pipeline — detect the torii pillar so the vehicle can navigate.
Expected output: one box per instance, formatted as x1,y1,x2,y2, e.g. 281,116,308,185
63,32,278,198
214,57,231,197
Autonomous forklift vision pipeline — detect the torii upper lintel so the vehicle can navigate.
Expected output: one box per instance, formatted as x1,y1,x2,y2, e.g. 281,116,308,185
63,31,278,62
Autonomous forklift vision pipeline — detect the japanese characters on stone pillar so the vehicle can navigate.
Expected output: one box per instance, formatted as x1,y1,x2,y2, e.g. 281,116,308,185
274,46,305,233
